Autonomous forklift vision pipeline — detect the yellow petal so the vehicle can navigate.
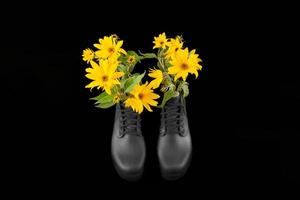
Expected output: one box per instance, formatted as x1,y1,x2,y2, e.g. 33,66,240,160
85,68,92,73
101,59,109,74
190,68,198,78
111,79,120,85
90,61,99,69
145,98,158,107
142,102,153,112
168,66,179,75
148,80,159,89
197,64,203,70
85,73,97,80
124,98,132,108
179,48,189,62
181,72,189,81
112,72,124,79
136,101,144,114
125,98,143,114
116,40,123,49
95,50,106,59
174,72,183,81
85,81,99,90
104,85,111,95
94,44,101,49
148,69,162,78
119,48,127,55
147,92,160,99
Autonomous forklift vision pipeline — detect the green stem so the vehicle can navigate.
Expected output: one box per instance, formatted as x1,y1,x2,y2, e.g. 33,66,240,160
158,57,165,71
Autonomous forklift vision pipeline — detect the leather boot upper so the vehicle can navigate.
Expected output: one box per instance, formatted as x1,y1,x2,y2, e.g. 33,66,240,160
111,104,145,177
158,96,192,176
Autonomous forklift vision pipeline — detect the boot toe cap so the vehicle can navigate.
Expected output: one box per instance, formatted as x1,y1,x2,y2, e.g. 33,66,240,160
158,134,192,179
112,135,145,180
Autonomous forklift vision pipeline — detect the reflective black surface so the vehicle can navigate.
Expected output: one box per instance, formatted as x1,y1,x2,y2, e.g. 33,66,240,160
6,0,298,194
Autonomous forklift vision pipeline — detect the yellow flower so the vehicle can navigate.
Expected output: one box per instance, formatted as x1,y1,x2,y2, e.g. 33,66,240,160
82,48,94,63
148,69,163,89
153,33,168,49
94,35,127,59
124,83,160,114
124,97,142,113
189,49,203,66
113,94,121,103
165,36,183,58
127,55,136,65
85,58,124,94
168,48,202,81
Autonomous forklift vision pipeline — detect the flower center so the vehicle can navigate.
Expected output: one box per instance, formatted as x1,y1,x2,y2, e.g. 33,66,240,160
113,95,120,103
175,47,179,51
108,47,115,53
127,56,135,64
138,93,144,100
181,63,189,70
102,75,109,82
160,41,164,45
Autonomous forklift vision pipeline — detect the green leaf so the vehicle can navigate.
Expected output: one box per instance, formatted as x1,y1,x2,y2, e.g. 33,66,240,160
95,101,115,109
143,53,157,58
182,82,189,98
159,88,176,108
120,78,127,89
123,76,135,90
91,92,113,104
117,64,127,73
90,92,108,101
111,86,119,96
127,51,139,58
124,72,145,93
165,60,172,68
138,51,157,59
92,90,117,109
177,81,189,98
118,55,127,64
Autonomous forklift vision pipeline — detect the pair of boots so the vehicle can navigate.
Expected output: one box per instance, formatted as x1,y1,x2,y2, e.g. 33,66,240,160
111,96,192,180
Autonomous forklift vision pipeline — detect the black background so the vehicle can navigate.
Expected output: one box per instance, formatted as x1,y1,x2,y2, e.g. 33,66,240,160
5,0,299,193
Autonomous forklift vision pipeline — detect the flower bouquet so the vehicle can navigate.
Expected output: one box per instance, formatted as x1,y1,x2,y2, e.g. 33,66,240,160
82,33,202,113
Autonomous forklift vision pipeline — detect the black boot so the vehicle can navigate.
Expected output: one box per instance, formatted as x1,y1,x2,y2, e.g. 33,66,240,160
158,96,192,180
111,104,145,181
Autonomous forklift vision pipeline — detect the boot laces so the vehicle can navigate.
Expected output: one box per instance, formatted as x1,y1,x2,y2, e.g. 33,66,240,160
120,106,141,136
162,100,184,135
